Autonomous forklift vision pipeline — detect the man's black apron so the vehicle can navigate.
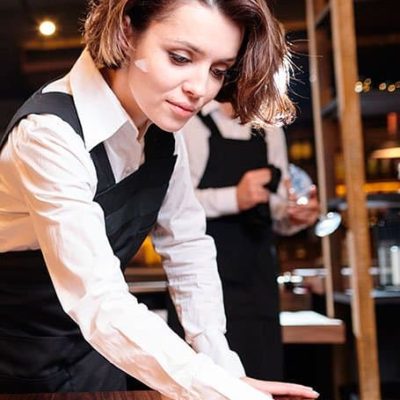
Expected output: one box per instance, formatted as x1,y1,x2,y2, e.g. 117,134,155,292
0,90,177,393
197,113,283,380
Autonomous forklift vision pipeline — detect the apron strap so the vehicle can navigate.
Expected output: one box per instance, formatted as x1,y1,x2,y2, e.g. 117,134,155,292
197,112,223,138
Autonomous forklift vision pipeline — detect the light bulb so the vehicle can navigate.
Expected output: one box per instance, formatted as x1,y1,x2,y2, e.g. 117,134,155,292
39,20,56,36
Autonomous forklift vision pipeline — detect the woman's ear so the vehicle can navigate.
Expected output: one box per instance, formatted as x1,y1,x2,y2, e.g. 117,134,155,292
122,14,136,63
123,15,134,39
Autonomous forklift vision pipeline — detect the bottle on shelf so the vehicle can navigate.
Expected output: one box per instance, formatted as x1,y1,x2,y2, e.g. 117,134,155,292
373,211,400,289
369,112,400,181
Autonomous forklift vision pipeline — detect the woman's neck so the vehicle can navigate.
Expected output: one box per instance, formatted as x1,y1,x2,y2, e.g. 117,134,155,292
219,102,235,118
102,67,149,134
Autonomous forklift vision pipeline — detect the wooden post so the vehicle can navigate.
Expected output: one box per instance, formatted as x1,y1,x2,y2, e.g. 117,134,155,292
330,1,381,399
305,0,336,318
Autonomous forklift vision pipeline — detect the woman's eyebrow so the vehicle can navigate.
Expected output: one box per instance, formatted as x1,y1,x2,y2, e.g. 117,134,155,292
170,39,204,54
170,40,237,63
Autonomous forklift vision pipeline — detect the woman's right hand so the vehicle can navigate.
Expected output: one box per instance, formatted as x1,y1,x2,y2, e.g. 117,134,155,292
241,376,320,399
236,168,271,211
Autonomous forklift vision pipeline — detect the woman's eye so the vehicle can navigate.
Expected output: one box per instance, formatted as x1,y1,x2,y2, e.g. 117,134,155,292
211,68,230,80
169,52,190,65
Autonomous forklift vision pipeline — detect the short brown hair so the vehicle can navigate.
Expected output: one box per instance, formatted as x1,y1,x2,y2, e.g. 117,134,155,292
83,0,295,126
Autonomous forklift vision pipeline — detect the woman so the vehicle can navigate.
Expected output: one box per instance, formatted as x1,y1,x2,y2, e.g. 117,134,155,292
175,101,319,381
0,0,318,399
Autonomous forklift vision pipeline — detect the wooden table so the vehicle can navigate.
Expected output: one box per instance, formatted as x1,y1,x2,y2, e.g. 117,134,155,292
280,311,345,344
0,391,162,400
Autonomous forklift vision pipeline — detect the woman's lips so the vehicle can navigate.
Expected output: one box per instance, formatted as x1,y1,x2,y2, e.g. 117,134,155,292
167,100,196,118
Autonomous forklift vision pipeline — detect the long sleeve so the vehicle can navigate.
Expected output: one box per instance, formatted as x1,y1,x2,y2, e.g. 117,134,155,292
152,134,245,376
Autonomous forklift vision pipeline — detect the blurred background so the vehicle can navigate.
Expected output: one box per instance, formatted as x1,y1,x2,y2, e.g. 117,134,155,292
2,1,400,399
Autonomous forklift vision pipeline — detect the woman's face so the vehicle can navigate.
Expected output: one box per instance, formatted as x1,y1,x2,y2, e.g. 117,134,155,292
118,1,242,132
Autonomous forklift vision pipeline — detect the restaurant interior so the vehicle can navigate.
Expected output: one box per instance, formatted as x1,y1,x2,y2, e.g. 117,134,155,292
1,0,400,399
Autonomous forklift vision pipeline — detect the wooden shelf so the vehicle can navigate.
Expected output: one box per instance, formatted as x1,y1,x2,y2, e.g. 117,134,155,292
124,266,165,282
334,290,400,306
329,192,400,210
306,0,382,397
321,91,400,118
280,311,345,344
128,280,167,294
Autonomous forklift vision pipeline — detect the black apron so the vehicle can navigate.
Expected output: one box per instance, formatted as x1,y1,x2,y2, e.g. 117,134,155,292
197,113,283,380
0,90,177,393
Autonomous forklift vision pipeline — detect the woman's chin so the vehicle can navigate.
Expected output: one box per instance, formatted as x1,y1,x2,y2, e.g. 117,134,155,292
151,118,192,133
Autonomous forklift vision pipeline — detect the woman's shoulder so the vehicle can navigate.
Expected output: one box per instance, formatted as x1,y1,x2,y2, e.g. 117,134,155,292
42,73,72,95
8,113,86,168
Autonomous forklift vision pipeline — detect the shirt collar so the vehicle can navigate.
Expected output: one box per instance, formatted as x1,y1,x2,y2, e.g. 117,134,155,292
69,49,139,151
200,100,245,128
200,100,221,117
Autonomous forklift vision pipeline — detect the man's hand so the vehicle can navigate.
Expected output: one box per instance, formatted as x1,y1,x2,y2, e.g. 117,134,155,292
236,168,271,211
241,376,319,399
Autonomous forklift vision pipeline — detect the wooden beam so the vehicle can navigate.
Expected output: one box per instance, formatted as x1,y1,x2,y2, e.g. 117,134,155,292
330,1,381,399
357,33,400,47
306,0,336,318
282,19,307,32
22,36,83,51
21,59,76,74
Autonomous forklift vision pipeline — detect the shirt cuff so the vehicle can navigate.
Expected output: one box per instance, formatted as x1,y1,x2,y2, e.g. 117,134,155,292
195,186,239,218
212,186,239,216
190,329,246,377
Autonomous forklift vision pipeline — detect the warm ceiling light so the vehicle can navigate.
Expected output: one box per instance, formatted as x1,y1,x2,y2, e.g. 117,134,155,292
39,20,57,36
371,112,400,159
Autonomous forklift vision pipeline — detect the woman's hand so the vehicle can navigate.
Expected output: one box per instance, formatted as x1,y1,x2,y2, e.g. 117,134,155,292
241,376,319,399
236,168,271,211
287,184,320,226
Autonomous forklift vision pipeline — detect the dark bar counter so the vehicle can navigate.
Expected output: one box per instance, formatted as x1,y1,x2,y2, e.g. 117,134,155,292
0,391,162,400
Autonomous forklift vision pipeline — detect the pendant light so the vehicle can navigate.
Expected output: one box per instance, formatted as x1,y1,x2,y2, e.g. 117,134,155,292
370,112,400,159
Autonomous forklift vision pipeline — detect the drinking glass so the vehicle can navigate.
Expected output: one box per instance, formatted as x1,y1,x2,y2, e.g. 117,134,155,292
288,164,342,237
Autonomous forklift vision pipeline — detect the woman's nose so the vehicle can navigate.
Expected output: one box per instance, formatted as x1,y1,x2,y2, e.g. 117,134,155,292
182,68,210,99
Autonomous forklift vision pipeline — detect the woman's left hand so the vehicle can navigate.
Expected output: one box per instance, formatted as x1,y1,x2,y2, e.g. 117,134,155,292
241,376,320,399
287,185,320,226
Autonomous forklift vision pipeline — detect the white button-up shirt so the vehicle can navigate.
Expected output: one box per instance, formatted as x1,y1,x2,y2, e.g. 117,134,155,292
0,50,273,400
180,101,304,235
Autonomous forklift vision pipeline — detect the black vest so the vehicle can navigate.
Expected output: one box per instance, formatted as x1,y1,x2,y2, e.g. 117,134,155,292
197,112,279,318
0,89,176,393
